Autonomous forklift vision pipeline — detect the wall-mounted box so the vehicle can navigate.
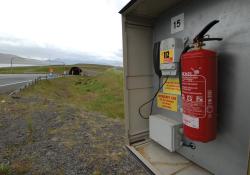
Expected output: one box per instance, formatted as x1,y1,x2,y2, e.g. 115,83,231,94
149,114,182,152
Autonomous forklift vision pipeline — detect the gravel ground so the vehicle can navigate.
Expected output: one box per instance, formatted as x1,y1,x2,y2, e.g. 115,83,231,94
0,96,147,175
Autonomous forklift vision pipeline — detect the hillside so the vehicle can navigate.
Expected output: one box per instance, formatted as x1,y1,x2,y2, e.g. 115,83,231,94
0,53,48,66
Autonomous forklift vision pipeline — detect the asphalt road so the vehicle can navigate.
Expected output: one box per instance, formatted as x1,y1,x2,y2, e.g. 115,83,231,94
0,74,46,94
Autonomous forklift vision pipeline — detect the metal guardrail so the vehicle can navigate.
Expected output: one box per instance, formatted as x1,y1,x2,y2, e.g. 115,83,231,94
8,74,63,96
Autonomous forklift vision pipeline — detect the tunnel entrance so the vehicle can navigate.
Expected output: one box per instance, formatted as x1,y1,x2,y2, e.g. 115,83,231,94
69,67,82,75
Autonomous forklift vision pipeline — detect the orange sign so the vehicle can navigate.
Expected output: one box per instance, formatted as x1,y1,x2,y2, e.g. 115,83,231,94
160,49,174,64
49,68,54,73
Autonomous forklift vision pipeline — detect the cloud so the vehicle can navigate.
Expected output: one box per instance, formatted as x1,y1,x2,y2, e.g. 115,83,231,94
0,36,123,66
0,0,129,66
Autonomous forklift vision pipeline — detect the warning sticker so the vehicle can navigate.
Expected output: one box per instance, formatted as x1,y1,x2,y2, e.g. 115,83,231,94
157,93,178,112
160,49,174,64
182,75,206,118
183,114,199,129
163,78,181,95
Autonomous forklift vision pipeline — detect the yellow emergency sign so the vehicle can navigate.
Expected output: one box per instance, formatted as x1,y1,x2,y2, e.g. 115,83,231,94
163,77,181,95
157,93,178,112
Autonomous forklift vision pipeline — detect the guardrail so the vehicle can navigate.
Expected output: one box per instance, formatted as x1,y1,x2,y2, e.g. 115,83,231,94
8,74,63,96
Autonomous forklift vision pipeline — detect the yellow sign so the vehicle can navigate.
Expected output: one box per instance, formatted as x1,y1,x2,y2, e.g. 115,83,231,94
163,78,181,95
49,68,54,73
157,93,178,112
160,49,174,64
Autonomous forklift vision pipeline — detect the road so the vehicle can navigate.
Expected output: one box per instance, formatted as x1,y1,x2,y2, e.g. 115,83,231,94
0,74,46,94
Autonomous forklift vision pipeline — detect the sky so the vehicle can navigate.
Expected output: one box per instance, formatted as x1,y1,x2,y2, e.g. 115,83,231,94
0,0,130,66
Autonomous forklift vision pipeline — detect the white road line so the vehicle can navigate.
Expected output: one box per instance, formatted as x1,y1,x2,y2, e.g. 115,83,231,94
0,80,32,87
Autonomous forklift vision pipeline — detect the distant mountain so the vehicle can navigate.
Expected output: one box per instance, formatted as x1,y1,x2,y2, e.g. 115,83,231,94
0,52,123,67
0,53,49,66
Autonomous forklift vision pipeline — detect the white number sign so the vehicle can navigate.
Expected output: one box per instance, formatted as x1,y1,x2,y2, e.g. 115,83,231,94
171,13,184,34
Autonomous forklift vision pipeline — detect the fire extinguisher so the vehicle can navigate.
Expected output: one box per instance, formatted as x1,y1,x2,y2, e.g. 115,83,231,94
181,20,222,142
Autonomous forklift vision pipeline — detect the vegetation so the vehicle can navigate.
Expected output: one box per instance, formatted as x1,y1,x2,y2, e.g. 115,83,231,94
0,163,11,175
21,68,124,119
0,65,147,175
0,64,113,74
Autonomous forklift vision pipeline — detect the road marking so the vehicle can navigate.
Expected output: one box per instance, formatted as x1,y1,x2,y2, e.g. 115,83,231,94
0,80,32,87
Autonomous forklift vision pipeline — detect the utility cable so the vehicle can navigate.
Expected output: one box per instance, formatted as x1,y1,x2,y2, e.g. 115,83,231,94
138,76,169,119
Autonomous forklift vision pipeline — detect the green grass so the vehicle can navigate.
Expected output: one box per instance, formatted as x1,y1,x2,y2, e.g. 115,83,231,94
22,68,124,119
79,69,124,118
0,163,11,175
0,64,113,74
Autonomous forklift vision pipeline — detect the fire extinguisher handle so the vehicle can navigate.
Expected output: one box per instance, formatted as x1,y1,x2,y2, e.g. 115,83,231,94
193,20,220,43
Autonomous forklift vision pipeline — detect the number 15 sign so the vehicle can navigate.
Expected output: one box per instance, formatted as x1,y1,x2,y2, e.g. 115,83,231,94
171,13,184,34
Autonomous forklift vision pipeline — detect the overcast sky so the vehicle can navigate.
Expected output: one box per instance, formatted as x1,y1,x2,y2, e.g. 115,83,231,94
0,0,129,65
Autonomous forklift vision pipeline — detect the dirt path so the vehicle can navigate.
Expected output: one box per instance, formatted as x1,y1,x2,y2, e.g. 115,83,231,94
0,96,147,175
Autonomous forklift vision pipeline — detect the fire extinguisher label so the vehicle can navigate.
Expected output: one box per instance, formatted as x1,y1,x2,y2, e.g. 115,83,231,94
183,114,199,128
182,74,206,118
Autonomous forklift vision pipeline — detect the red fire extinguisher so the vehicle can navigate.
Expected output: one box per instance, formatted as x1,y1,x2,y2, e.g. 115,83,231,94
181,20,222,142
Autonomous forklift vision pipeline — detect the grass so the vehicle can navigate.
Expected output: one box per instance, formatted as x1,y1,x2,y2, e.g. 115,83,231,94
10,160,32,175
0,65,140,174
0,164,11,175
0,64,123,118
0,64,113,74
0,65,124,174
26,116,34,143
21,67,124,119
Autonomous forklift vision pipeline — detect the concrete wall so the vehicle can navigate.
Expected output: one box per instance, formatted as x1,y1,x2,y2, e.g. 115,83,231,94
153,0,250,174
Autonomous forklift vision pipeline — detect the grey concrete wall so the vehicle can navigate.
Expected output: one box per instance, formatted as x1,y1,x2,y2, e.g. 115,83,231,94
153,0,250,174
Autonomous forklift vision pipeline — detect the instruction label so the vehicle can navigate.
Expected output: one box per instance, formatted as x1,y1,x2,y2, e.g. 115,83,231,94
160,49,174,64
163,78,181,95
182,74,206,118
157,93,178,112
